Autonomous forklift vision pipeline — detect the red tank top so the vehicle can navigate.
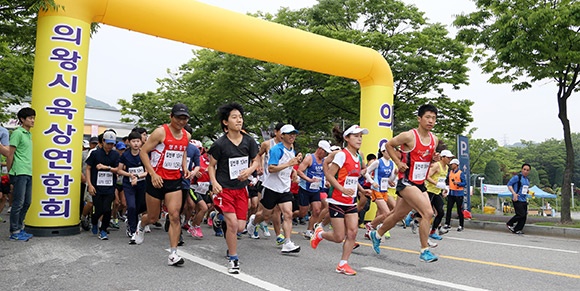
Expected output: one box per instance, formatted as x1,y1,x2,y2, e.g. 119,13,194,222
398,129,435,184
331,148,361,205
150,124,188,180
196,153,210,183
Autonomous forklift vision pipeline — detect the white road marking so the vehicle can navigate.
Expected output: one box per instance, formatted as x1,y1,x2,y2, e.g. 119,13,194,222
167,249,290,291
363,267,490,291
444,237,578,254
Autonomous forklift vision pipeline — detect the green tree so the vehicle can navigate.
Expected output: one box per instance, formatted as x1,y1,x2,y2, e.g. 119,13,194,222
455,0,580,223
120,0,474,142
484,159,502,184
528,167,540,187
468,138,499,174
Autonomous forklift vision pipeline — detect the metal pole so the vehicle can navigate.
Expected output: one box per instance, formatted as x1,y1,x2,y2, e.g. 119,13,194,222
479,177,485,212
572,183,575,210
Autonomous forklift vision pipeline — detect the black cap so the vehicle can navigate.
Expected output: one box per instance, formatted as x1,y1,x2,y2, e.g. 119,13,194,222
89,136,98,144
171,103,190,118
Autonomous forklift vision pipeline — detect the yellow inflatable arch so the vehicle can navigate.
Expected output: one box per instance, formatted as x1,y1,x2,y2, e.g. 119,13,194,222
29,0,393,234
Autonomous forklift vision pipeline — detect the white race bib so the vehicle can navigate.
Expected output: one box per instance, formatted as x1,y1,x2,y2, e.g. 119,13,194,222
229,156,249,180
436,177,446,189
128,166,145,181
1,166,7,175
522,185,529,194
309,176,322,190
380,177,389,191
196,182,210,194
162,150,184,170
412,162,430,181
97,171,113,186
342,176,359,197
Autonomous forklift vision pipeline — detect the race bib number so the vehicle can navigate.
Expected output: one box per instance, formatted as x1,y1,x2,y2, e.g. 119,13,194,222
128,166,145,181
380,177,389,191
1,166,7,175
229,156,249,180
96,171,113,186
196,182,210,194
309,176,322,190
342,176,359,197
412,162,430,181
522,185,529,195
163,150,184,170
436,177,446,189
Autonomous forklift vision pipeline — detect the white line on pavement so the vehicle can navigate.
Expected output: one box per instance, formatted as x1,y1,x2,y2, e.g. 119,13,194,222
444,237,578,254
363,267,490,291
167,249,290,291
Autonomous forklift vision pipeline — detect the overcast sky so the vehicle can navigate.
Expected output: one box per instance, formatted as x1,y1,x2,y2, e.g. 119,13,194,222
85,0,579,145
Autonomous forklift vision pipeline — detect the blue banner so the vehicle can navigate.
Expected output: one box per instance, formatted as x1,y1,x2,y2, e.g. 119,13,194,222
457,135,471,211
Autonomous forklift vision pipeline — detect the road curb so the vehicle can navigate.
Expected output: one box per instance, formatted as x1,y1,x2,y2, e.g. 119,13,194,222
462,219,580,239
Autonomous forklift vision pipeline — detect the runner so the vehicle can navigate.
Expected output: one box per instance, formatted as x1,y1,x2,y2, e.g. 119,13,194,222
208,102,260,274
369,104,439,263
133,103,192,266
310,125,371,276
296,140,332,239
247,124,302,254
117,131,147,243
425,149,454,238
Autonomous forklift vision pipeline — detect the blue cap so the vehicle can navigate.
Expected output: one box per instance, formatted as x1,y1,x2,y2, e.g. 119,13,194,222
115,142,126,150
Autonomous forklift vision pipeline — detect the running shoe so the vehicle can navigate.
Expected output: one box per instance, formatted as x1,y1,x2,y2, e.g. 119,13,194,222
110,220,120,229
457,226,464,232
168,252,185,266
353,243,360,250
178,234,184,246
364,222,372,240
515,230,524,235
429,233,443,240
404,212,413,227
250,226,259,239
419,249,438,262
135,221,145,244
81,216,91,231
303,230,313,240
310,227,323,249
195,226,204,239
276,234,286,246
153,221,162,228
369,230,382,254
259,222,271,237
207,215,213,227
384,230,391,239
98,230,108,240
506,224,515,233
9,232,29,242
336,263,356,276
144,225,152,233
20,230,33,239
439,225,450,235
228,259,240,274
129,235,136,245
428,239,438,248
410,220,418,234
281,240,301,254
92,224,98,235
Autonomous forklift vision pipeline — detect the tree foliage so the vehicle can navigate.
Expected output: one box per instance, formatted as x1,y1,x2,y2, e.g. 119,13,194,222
484,159,502,184
120,0,474,145
455,0,580,223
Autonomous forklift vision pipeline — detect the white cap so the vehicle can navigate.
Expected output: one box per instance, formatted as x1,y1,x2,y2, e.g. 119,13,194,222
330,145,341,151
343,125,369,137
440,150,455,158
280,124,299,134
318,140,332,153
82,140,89,148
190,139,203,148
103,131,117,144
450,158,460,165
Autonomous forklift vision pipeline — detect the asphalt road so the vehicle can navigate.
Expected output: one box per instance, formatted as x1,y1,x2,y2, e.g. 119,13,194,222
1,213,579,291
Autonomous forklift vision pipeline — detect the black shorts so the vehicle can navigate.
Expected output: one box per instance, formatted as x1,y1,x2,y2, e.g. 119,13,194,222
248,181,261,198
146,175,182,200
115,183,123,193
328,203,358,218
184,188,204,204
298,187,321,206
260,187,294,210
199,193,213,204
396,178,427,197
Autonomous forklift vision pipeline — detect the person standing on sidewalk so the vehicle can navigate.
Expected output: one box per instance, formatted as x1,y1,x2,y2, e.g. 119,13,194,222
506,163,531,235
442,158,466,232
6,107,35,241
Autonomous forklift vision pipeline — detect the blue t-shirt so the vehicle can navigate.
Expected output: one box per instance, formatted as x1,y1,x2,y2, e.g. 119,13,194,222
507,173,530,202
182,144,200,188
119,150,145,186
0,126,9,146
298,153,324,192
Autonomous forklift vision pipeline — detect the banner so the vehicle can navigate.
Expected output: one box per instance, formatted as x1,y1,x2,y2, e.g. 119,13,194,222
482,183,509,194
457,135,471,210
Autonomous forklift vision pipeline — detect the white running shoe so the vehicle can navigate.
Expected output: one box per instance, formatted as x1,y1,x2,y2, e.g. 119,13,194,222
228,259,240,274
428,239,438,248
246,214,257,238
260,222,271,237
168,252,184,266
281,240,301,254
135,221,145,245
303,230,313,239
144,225,151,233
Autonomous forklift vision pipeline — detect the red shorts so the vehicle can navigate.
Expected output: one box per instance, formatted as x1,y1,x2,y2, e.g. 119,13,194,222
213,188,249,220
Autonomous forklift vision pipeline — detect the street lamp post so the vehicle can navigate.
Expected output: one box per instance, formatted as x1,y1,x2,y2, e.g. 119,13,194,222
479,177,485,211
572,183,575,210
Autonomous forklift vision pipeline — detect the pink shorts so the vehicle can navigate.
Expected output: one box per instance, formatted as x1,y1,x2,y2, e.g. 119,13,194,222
213,188,249,220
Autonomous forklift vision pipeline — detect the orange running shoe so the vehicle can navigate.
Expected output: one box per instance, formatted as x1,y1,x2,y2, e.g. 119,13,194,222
310,226,323,249
335,263,356,276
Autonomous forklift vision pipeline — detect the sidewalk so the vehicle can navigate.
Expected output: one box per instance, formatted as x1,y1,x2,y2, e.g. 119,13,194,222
458,212,580,239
